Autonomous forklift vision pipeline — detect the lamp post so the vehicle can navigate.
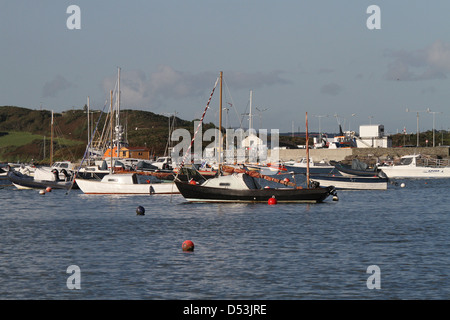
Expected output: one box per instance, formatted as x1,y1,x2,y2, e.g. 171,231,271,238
406,108,427,147
426,108,442,147
311,114,329,137
349,113,357,131
255,107,268,130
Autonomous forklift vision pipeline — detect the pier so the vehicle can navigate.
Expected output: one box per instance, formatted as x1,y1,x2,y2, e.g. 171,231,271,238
272,146,450,163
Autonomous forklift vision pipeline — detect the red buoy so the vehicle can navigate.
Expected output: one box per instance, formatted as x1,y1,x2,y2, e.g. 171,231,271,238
268,196,277,205
46,187,52,192
189,179,197,185
182,240,195,252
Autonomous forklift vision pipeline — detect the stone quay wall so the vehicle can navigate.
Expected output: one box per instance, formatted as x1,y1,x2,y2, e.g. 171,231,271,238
270,147,450,163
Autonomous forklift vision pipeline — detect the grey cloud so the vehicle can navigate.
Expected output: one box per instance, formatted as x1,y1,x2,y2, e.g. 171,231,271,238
320,83,343,96
384,40,450,81
102,66,291,108
42,75,73,98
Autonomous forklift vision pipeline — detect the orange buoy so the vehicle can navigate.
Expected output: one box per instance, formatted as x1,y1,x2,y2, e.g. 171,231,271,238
182,240,195,252
189,179,197,185
268,196,277,205
46,187,52,192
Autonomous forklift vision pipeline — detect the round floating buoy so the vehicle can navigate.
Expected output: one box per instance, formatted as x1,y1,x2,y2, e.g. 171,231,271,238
333,195,339,201
283,178,290,182
264,186,270,189
400,183,405,188
189,179,197,185
268,196,277,205
136,205,145,216
46,187,52,192
39,190,45,195
182,240,194,252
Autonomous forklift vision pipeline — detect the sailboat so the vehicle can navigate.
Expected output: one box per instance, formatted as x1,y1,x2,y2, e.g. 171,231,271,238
9,111,77,190
174,72,337,203
75,68,179,195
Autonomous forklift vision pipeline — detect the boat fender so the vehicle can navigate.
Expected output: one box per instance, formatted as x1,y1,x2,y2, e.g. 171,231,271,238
189,179,197,185
268,196,277,205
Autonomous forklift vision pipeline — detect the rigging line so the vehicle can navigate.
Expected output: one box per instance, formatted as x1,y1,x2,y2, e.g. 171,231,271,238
66,99,109,195
170,75,220,201
223,78,242,129
53,124,76,161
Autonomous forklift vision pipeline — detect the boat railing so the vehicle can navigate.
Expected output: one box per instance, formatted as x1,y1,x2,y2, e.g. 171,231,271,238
417,157,450,167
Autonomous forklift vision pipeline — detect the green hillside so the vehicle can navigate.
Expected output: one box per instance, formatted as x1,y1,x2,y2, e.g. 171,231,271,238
0,106,215,163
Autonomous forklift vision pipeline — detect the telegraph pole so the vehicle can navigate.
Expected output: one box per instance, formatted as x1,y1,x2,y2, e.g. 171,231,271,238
406,108,427,147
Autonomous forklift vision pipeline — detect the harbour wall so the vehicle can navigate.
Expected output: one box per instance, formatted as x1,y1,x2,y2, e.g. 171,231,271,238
270,147,450,162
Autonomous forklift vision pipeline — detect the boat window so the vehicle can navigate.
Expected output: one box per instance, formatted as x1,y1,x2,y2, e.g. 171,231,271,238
400,157,413,165
108,179,118,182
219,183,230,186
60,163,69,168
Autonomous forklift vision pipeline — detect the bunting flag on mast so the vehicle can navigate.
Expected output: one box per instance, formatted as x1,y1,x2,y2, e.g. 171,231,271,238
175,74,220,174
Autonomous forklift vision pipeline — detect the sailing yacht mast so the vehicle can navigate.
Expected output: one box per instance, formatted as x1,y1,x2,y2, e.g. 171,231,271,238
306,112,310,188
218,71,223,172
249,90,253,133
110,90,114,173
87,96,90,163
116,67,121,160
50,110,54,166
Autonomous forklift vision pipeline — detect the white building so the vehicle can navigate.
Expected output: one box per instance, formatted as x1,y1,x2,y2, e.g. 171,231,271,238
356,124,392,148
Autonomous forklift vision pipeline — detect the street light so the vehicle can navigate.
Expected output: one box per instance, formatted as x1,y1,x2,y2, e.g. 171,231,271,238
255,107,268,130
426,108,443,147
349,113,357,131
406,108,428,147
311,114,329,136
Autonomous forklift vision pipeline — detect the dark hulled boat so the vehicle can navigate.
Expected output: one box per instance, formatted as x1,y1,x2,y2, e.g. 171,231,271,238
175,172,336,203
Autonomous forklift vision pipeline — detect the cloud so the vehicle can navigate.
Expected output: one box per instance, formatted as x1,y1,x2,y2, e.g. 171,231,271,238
317,68,335,74
384,40,450,81
42,75,73,98
320,82,343,96
102,66,291,109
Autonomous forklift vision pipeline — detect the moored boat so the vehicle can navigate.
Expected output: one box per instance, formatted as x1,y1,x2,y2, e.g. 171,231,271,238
175,171,336,203
8,168,74,190
309,174,388,190
330,159,385,177
284,158,335,174
379,154,450,178
75,173,179,194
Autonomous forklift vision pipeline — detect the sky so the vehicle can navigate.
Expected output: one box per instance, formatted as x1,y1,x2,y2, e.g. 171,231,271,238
1,0,450,135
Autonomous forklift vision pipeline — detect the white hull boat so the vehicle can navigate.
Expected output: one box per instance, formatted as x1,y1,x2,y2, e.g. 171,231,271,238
76,173,179,194
310,175,388,190
284,158,335,174
379,155,450,178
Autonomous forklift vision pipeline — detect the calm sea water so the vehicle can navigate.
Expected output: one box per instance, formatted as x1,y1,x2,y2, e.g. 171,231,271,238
0,177,448,300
